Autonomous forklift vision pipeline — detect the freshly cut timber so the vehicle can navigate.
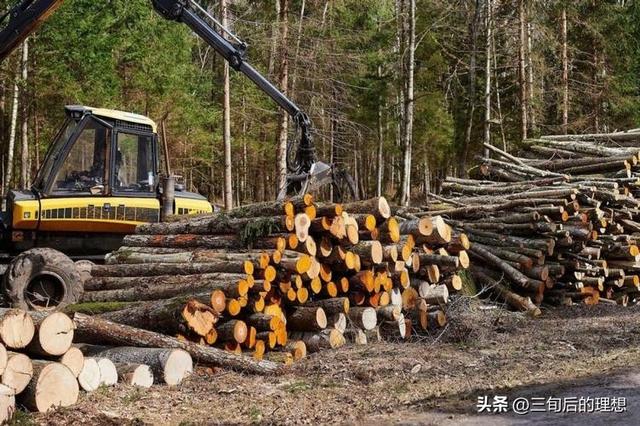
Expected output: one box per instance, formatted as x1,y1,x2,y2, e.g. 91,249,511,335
216,320,249,344
347,307,377,331
343,197,391,220
83,272,248,292
19,361,79,413
305,298,349,315
73,313,279,374
0,344,7,376
26,311,74,356
136,214,297,236
288,329,345,353
82,277,246,303
0,384,14,424
2,352,32,394
77,345,192,386
56,347,84,378
286,307,327,331
115,363,154,388
77,357,101,392
0,308,35,349
99,296,219,337
123,234,286,251
87,261,255,281
94,357,118,386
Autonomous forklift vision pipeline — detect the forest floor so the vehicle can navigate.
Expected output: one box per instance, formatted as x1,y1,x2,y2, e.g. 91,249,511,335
21,298,640,425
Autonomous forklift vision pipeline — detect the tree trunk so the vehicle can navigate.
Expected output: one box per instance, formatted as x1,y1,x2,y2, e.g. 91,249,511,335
73,313,280,374
376,64,384,197
275,0,289,194
518,0,527,140
20,38,28,189
483,0,492,154
461,0,481,175
4,62,19,194
561,6,568,134
400,0,416,206
526,18,536,134
221,0,233,211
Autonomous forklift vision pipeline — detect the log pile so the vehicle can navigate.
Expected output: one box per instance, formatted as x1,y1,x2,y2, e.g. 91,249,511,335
403,132,640,312
80,195,470,364
0,308,193,420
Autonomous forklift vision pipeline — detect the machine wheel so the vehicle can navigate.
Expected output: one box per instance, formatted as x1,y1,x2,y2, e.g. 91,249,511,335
3,248,83,311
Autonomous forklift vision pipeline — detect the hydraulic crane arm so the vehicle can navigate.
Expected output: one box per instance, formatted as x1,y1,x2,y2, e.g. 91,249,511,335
151,0,316,175
0,0,63,62
0,0,356,201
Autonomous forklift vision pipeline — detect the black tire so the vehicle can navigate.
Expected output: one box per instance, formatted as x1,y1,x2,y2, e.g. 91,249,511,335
3,248,83,311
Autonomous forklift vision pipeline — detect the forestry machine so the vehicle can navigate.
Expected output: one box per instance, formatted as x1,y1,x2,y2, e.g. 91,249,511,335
0,0,357,311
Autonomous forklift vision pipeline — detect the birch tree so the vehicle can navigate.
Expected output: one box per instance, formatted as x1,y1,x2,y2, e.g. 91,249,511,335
220,0,232,210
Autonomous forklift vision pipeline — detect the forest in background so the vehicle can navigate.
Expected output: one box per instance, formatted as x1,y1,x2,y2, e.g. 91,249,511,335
0,0,638,207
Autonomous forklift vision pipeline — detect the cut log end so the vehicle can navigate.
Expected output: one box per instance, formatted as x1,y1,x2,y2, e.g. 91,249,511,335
116,363,154,388
2,352,32,394
163,349,193,386
59,347,84,378
77,357,101,392
0,310,35,350
21,362,79,413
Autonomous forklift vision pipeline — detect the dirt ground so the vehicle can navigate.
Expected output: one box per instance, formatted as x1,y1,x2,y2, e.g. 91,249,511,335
21,298,640,425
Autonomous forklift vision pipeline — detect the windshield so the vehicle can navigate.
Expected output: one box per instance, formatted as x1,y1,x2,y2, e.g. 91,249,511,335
51,118,111,194
33,118,78,192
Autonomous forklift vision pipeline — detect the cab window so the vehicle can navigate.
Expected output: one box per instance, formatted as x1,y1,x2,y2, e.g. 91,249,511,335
51,119,110,194
114,132,154,192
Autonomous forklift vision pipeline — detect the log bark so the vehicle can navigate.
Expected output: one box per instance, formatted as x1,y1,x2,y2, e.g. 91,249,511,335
286,307,327,331
287,329,345,353
89,261,254,280
73,313,279,374
123,234,286,251
347,307,377,331
99,296,218,337
85,272,249,292
216,320,248,344
305,297,349,315
343,197,391,220
83,278,246,303
137,215,293,236
77,345,192,386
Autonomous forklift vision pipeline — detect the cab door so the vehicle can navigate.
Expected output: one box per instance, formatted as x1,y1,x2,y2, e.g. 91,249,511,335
35,116,159,233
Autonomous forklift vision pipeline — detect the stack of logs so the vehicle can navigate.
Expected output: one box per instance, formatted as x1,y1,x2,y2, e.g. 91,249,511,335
79,195,471,364
400,131,640,314
0,308,193,419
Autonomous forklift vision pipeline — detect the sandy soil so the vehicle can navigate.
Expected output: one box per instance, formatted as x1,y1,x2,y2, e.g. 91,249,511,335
21,298,640,425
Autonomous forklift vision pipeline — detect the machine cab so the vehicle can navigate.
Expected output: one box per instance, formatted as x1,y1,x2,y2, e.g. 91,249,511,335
11,105,211,239
34,105,158,198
